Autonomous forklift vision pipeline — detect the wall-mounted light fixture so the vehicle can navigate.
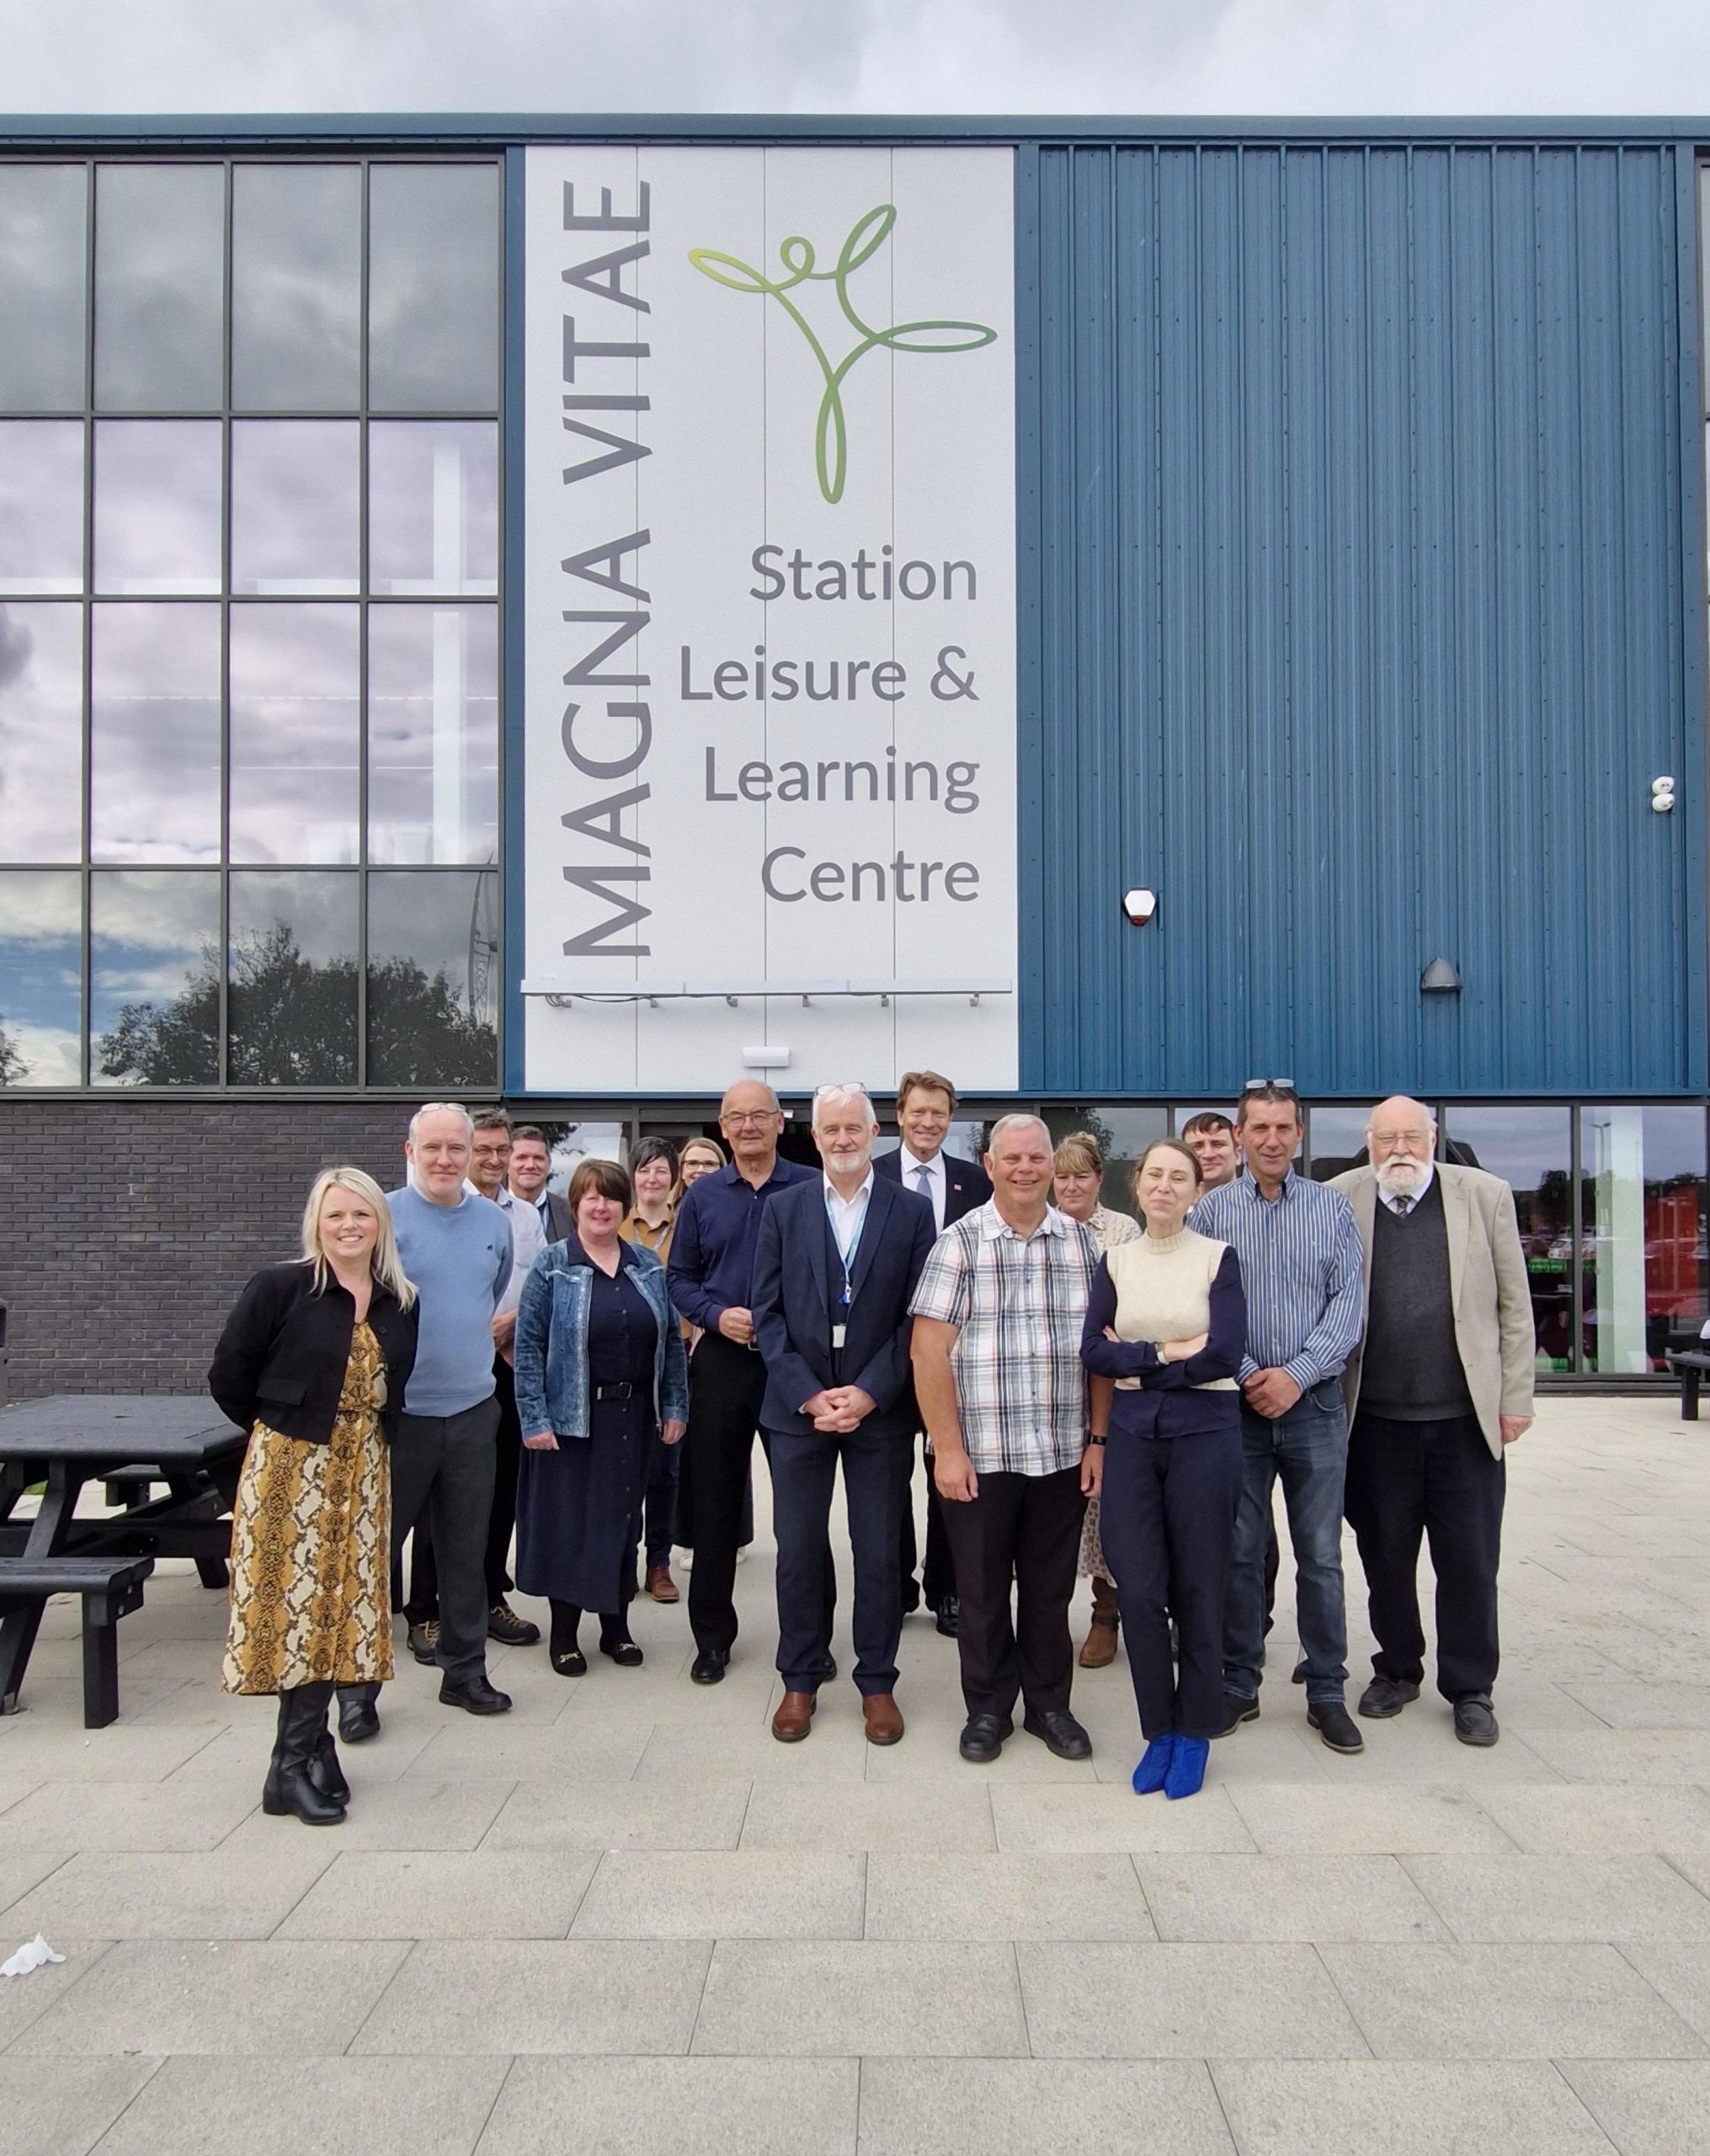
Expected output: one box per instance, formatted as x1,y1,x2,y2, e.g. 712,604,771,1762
1420,957,1462,994
742,1044,791,1069
1652,775,1676,814
1121,888,1159,926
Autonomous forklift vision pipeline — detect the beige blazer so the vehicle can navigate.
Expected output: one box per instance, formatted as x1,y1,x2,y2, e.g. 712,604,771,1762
1329,1161,1536,1460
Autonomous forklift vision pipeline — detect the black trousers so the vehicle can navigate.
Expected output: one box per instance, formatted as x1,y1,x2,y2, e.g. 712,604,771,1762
679,1331,834,1660
938,1463,1085,1721
1344,1409,1505,1701
898,1440,956,1609
403,1358,523,1619
1100,1421,1242,1740
344,1397,499,1702
771,1422,908,1695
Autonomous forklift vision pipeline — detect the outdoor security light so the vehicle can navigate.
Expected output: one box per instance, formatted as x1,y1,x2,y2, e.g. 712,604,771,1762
1121,888,1159,926
1652,775,1676,814
1420,957,1462,994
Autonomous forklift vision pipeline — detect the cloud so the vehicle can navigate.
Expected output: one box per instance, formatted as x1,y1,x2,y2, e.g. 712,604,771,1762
3,0,1710,117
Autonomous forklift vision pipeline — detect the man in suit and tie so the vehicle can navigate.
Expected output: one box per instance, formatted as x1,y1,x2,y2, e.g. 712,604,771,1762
876,1068,993,1636
754,1084,936,1745
1331,1096,1535,1747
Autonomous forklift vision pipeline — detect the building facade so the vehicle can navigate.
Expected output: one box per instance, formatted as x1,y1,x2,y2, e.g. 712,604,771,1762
0,115,1706,1396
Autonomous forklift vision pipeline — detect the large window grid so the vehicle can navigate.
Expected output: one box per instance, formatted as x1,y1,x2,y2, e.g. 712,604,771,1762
0,155,503,1091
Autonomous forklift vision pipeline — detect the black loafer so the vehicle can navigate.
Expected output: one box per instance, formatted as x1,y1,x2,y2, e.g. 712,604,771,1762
958,1711,1013,1763
1023,1707,1092,1761
338,1695,381,1743
1454,1696,1500,1747
439,1675,512,1716
690,1647,730,1685
1358,1675,1421,1718
1218,1691,1260,1736
1308,1701,1365,1753
935,1597,961,1639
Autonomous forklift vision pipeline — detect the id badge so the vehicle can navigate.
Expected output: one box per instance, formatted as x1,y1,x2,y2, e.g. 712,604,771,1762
831,1323,847,1351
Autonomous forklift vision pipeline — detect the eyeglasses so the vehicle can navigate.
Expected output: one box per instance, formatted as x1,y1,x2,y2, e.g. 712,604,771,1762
722,1110,778,1128
1241,1076,1297,1097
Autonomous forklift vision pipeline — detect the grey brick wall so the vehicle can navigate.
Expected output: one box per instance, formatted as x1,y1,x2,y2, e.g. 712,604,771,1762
0,1102,429,1401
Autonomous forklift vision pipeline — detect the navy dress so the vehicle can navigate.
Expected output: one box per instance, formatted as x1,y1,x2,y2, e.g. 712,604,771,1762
514,1257,661,1614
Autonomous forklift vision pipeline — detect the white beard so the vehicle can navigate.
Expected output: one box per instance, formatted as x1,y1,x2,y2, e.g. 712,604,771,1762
1375,1155,1430,1198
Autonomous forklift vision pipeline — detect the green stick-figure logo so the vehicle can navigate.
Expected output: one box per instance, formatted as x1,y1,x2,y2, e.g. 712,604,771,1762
689,205,998,505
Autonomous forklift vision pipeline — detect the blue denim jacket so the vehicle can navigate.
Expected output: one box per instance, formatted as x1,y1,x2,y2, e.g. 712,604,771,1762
513,1238,690,1441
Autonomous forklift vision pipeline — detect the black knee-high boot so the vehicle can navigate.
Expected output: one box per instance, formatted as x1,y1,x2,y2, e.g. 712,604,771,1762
264,1682,347,1825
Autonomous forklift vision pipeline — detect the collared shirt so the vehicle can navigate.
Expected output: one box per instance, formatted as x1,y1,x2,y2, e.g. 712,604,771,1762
909,1199,1101,1476
898,1145,946,1231
667,1154,818,1332
1189,1170,1363,1389
823,1168,875,1263
621,1205,674,1259
1377,1159,1436,1216
493,1184,546,1319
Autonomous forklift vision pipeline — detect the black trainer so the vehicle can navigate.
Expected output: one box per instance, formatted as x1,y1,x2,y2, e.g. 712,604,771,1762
1308,1701,1365,1753
1358,1675,1420,1718
406,1620,438,1667
488,1598,541,1647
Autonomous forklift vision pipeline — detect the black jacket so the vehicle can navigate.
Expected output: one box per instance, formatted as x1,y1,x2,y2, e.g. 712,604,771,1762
209,1262,420,1446
875,1144,992,1227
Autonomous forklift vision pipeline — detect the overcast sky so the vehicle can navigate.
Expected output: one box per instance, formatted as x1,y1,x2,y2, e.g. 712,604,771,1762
4,0,1710,119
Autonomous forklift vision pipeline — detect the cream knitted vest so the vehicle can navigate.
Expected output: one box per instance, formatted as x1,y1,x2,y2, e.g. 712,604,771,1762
1104,1228,1236,1391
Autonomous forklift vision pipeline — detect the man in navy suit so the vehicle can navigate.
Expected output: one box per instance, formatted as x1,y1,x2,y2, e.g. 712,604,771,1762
754,1083,936,1745
875,1069,993,1636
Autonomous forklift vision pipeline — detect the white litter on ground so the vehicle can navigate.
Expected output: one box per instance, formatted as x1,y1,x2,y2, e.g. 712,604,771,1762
1,1935,65,1977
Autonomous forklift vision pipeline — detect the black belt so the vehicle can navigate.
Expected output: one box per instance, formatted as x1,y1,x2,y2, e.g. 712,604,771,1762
593,1381,637,1401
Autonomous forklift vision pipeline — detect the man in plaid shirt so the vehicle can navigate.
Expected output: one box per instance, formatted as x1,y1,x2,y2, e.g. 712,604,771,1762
909,1114,1107,1763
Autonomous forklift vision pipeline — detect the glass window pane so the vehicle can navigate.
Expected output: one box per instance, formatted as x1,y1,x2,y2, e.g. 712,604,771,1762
231,164,361,412
0,603,83,862
368,165,499,412
0,166,88,411
366,868,498,1086
0,420,84,593
367,604,498,863
1307,1104,1377,1180
0,870,82,1086
1040,1104,1169,1221
1441,1107,1573,1373
228,603,360,865
231,420,360,595
1583,1106,1708,1374
93,420,221,595
368,421,498,595
228,869,358,1084
90,867,220,1085
90,602,221,863
93,164,225,412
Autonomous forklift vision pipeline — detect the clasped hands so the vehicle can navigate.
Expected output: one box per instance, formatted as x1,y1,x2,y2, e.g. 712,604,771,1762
801,1386,876,1433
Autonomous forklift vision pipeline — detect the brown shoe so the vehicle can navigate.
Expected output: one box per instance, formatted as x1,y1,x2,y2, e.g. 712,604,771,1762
862,1693,905,1746
771,1690,818,1742
1079,1620,1118,1669
645,1565,679,1604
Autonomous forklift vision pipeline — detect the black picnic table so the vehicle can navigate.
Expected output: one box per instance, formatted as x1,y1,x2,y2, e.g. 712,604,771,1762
0,1396,247,1723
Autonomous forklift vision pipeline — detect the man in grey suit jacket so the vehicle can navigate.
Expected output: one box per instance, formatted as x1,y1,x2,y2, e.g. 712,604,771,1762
1331,1096,1535,1747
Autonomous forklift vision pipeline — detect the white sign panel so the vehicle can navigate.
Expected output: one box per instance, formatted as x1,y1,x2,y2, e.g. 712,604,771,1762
522,146,1016,1093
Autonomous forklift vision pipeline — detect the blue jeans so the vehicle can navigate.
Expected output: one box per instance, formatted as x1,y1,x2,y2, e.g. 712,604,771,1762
1223,1383,1349,1706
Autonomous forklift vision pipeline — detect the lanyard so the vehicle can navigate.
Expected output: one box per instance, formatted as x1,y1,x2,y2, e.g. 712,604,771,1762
825,1188,869,1308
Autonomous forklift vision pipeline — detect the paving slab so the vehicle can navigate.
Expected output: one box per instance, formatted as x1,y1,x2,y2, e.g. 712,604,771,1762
1616,1943,1710,2042
481,1776,752,1852
1474,1784,1710,1854
692,1939,1026,2057
634,1719,875,1784
476,2053,858,2154
220,1777,517,1853
864,1851,1155,1940
1558,1679,1710,1730
0,1846,335,1940
278,1849,599,1938
399,1720,652,1781
88,2055,511,2156
1403,1853,1710,1942
1019,1940,1367,2058
0,2055,162,2156
1558,2058,1710,2156
0,1780,261,1853
1224,1781,1514,1854
349,1938,712,2054
1135,1854,1451,1943
738,1781,994,1853
0,1939,115,2051
857,2057,1236,2154
570,1849,865,1939
1321,1941,1707,2058
990,1783,1255,1854
1210,2058,1616,2154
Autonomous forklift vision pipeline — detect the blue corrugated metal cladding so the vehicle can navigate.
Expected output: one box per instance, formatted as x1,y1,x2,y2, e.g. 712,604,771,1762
1017,141,1707,1099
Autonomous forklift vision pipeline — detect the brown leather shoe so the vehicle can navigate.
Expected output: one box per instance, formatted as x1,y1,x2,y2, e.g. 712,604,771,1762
862,1693,905,1746
1079,1620,1118,1669
771,1689,818,1742
645,1565,679,1604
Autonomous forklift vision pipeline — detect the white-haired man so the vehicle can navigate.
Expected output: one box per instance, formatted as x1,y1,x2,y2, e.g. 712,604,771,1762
1331,1096,1535,1746
338,1102,514,1742
752,1085,936,1745
909,1114,1106,1764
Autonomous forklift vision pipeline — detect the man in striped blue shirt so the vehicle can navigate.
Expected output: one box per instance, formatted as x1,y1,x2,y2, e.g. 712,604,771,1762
1190,1083,1366,1754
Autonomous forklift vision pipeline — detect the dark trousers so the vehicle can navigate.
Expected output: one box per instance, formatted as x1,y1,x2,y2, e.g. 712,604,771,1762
403,1359,523,1618
898,1441,956,1609
770,1422,909,1696
1345,1409,1505,1701
641,1429,681,1570
680,1332,833,1659
938,1464,1085,1721
1224,1385,1350,1707
1100,1422,1242,1741
344,1397,499,1701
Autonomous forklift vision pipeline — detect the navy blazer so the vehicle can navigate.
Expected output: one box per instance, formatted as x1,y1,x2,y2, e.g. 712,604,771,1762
752,1171,936,1441
874,1144,992,1227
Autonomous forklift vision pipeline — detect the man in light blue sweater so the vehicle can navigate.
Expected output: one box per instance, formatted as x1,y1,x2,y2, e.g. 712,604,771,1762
338,1102,514,1740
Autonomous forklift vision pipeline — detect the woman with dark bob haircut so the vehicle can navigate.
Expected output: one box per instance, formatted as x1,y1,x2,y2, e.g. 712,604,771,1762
513,1155,690,1673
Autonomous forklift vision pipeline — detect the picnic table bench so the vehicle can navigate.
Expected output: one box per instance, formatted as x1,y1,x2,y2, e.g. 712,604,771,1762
0,1396,246,1726
1667,1348,1710,1422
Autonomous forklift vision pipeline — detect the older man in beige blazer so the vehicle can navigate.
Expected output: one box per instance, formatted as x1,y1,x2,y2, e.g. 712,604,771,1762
1330,1097,1534,1747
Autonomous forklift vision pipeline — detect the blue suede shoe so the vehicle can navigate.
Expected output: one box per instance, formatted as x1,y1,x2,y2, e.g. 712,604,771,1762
1132,1735,1175,1795
1164,1735,1209,1800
